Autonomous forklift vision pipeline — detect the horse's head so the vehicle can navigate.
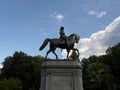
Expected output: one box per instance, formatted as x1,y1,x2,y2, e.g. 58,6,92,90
68,34,80,43
75,34,80,43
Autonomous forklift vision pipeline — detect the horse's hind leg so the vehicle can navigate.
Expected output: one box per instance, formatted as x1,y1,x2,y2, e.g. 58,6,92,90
52,50,58,60
45,49,52,59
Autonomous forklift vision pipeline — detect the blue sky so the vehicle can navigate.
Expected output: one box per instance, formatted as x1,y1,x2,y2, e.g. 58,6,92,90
0,0,120,68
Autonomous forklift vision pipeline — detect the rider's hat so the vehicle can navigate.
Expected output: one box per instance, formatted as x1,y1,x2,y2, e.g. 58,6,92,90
60,26,64,30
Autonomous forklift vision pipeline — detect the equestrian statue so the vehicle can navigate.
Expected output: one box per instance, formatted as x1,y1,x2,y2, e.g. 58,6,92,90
39,26,80,59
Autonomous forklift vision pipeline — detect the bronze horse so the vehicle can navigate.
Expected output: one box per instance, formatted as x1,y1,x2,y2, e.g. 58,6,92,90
39,34,80,59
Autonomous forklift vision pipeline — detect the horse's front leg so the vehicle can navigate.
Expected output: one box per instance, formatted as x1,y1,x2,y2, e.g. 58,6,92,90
67,49,70,59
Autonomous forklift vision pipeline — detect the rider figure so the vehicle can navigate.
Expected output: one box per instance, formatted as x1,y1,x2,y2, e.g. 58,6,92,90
59,26,68,47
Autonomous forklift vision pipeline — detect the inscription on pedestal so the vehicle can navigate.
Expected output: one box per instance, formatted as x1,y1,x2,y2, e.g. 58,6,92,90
51,75,73,90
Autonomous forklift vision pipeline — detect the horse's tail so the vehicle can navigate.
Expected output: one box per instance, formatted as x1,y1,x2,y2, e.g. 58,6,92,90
39,38,51,51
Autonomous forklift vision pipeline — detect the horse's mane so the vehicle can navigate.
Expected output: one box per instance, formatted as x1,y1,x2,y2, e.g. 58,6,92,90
68,33,76,38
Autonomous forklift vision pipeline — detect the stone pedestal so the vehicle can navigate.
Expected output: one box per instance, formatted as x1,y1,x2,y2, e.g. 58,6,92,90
40,60,83,90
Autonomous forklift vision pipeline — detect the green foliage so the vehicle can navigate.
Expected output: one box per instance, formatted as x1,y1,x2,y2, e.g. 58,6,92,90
0,51,44,90
81,43,120,90
0,69,1,75
86,62,115,90
82,57,116,90
0,78,22,90
103,43,120,89
69,49,79,60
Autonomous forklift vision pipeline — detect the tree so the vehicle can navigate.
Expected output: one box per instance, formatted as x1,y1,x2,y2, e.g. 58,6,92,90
86,62,115,90
81,55,116,90
0,78,22,90
0,51,44,90
101,43,120,89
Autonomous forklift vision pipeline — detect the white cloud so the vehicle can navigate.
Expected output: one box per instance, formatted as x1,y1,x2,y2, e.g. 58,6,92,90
56,14,64,22
0,64,3,69
62,16,120,59
50,12,64,22
97,11,106,18
88,10,106,18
